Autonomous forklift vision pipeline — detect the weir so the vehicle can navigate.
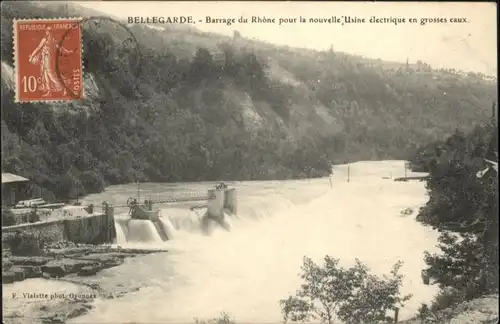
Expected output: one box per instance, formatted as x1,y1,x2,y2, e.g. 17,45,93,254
2,185,238,247
114,185,238,244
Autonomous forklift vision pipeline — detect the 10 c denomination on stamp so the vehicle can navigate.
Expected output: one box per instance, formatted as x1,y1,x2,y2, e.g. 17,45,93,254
13,18,84,102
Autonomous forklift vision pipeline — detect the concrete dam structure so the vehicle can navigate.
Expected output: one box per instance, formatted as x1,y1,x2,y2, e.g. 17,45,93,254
3,204,117,246
113,187,238,244
3,186,237,248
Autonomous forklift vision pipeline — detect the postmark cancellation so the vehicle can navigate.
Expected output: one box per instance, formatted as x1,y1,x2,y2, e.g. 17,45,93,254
13,18,84,102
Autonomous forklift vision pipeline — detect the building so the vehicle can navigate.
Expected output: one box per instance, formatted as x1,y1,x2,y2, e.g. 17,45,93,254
1,173,31,207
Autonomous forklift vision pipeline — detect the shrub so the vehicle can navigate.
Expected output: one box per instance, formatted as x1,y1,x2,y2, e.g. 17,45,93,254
417,288,472,323
5,231,47,256
2,232,17,249
279,256,412,324
28,209,40,223
429,287,468,312
193,312,236,324
422,231,498,309
2,209,17,226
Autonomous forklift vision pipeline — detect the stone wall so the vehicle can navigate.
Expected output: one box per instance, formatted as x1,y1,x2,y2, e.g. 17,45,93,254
2,212,116,246
65,212,116,244
3,220,67,242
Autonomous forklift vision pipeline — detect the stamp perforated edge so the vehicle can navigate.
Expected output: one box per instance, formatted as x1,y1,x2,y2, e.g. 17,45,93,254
13,17,85,103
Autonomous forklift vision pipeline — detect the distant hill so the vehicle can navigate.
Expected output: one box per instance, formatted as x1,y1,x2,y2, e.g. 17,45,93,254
0,1,497,200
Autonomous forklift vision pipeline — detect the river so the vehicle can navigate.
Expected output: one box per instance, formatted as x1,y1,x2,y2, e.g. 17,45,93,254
4,160,442,323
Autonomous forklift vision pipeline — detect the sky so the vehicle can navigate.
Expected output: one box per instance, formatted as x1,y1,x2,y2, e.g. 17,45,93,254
75,1,497,76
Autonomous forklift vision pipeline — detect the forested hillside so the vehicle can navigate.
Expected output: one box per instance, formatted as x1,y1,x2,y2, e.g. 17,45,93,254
1,1,497,200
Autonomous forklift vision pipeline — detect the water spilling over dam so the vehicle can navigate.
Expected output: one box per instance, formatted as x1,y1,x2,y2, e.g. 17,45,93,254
113,207,238,244
5,161,442,323
111,187,237,244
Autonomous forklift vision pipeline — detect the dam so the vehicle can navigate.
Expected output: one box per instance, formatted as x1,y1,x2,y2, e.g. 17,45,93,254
2,185,237,253
113,186,237,244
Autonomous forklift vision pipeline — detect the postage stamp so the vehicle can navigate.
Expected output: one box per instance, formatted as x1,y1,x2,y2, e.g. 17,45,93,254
13,18,84,102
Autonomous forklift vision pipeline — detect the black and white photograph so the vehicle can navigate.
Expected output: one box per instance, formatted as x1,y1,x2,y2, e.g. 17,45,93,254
1,1,498,323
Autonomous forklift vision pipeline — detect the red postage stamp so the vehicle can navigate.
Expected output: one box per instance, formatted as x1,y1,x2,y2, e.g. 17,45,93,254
13,18,84,102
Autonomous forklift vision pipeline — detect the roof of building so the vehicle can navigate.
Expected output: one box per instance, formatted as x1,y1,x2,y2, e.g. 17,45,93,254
1,173,29,184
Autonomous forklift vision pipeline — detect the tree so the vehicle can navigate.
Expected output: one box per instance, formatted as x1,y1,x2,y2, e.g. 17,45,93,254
416,123,498,311
188,48,215,82
279,256,412,324
55,171,85,201
424,233,492,294
238,52,267,91
80,170,106,193
194,312,236,324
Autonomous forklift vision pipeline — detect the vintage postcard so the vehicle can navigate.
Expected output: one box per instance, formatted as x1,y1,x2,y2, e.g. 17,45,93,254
1,1,498,324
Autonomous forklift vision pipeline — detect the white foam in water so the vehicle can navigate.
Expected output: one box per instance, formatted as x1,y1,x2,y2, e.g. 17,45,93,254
114,222,127,244
120,221,129,239
159,216,177,239
66,161,440,324
161,207,206,233
220,212,233,230
126,219,163,243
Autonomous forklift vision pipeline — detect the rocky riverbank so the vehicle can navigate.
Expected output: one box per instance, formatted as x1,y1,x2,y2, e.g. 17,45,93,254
2,275,150,324
2,240,167,323
3,241,167,284
399,294,499,324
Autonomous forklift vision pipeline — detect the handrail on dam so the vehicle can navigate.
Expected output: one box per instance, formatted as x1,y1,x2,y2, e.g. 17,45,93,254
149,194,216,204
111,194,216,208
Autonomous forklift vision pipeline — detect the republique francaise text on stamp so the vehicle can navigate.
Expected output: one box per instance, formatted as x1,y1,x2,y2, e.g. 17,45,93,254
13,18,84,102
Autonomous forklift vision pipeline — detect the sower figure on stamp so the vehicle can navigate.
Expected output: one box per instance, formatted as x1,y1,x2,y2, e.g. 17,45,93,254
28,26,73,97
